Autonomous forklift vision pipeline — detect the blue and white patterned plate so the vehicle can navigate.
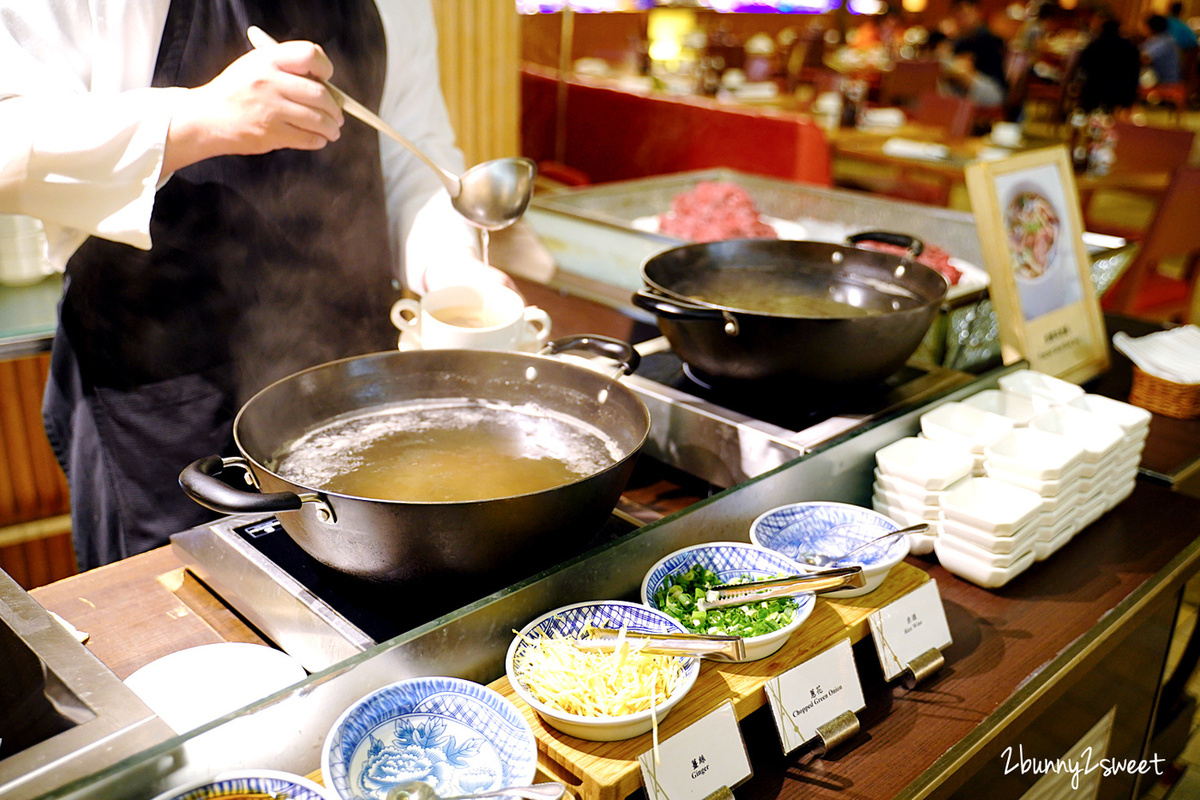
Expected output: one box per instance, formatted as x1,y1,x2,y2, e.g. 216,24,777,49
149,770,336,800
750,502,909,597
750,502,904,567
639,542,815,659
322,677,537,800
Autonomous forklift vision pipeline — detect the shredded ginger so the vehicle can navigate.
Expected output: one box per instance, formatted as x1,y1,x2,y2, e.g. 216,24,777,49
512,626,685,717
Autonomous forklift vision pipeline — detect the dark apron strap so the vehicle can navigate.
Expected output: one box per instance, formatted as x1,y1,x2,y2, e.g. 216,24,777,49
46,0,393,570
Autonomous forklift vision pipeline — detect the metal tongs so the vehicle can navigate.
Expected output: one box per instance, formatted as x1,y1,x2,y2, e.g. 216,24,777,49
572,627,747,662
700,565,866,611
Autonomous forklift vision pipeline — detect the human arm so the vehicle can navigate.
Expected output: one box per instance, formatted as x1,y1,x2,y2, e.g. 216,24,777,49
0,2,349,265
374,0,509,294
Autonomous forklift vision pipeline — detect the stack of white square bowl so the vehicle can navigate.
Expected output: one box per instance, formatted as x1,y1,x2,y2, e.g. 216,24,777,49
872,436,973,555
982,427,1089,562
936,476,1044,588
871,369,1150,589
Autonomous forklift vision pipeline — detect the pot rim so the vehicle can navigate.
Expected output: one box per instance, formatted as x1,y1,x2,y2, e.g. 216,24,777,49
231,347,651,507
640,237,948,320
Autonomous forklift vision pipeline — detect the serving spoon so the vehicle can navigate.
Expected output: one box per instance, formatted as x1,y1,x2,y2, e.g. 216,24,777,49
247,27,536,231
797,522,930,568
385,780,566,800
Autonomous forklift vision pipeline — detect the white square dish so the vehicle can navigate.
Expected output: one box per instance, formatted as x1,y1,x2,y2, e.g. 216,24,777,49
1033,525,1074,561
999,370,1086,405
905,525,939,556
1028,406,1125,466
873,486,942,519
934,529,1034,568
934,536,1036,588
874,436,975,490
940,514,1041,554
920,402,1015,454
873,468,956,506
984,428,1086,482
1067,393,1152,437
939,476,1044,535
960,389,1041,426
984,462,1083,497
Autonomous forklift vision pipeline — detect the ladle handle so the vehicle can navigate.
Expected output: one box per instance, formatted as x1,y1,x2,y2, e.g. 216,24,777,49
246,26,462,197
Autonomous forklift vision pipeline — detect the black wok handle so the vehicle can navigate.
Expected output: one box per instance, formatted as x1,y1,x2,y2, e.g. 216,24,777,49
179,455,303,515
632,290,727,321
543,334,641,376
847,230,925,257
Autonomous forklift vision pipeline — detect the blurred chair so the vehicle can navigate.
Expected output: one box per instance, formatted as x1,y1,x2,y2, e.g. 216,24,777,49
1021,50,1082,133
1101,166,1200,323
909,92,976,140
1081,121,1196,240
877,60,941,109
834,93,977,206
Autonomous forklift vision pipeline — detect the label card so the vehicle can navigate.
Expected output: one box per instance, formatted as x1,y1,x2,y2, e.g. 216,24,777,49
869,580,953,682
764,638,865,753
639,700,751,800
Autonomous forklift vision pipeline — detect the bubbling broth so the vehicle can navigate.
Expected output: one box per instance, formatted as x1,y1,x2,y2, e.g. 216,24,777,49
271,400,624,503
677,268,894,317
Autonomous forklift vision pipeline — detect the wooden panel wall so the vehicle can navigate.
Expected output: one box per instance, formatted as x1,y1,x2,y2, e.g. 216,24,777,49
432,0,522,165
0,353,75,589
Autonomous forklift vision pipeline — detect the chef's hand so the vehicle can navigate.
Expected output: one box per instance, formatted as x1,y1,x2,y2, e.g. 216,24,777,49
163,41,344,174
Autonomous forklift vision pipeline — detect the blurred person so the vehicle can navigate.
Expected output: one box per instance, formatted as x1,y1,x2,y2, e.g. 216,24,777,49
1166,2,1199,52
1076,16,1141,112
942,0,1009,107
0,1,507,570
1142,13,1183,86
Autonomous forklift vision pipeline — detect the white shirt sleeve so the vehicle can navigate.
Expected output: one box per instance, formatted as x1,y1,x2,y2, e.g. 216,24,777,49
0,0,482,287
0,1,171,269
375,0,482,292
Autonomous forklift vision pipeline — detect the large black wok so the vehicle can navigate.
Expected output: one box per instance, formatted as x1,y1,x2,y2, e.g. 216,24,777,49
632,233,949,387
179,336,649,583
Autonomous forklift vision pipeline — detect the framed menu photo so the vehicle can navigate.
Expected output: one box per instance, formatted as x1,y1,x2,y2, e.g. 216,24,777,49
965,146,1109,384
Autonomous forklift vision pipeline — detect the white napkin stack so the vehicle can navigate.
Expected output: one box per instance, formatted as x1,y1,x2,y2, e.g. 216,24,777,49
1113,326,1200,385
881,138,950,160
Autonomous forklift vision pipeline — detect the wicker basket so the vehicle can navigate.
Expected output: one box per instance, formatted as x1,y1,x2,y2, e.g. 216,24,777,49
1129,366,1200,419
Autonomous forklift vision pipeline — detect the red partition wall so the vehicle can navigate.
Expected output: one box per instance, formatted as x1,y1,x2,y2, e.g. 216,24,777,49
521,65,832,188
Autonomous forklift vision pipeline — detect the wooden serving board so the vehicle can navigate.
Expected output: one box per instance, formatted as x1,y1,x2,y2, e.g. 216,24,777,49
488,562,930,800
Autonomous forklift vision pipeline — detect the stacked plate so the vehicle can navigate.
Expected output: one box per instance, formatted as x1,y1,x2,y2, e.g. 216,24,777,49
878,370,1151,589
983,428,1087,561
935,477,1044,588
919,401,1015,476
959,388,1041,427
871,436,973,555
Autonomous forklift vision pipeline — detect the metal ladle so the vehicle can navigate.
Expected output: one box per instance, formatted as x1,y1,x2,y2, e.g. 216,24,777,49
798,522,930,568
385,780,566,800
248,27,536,231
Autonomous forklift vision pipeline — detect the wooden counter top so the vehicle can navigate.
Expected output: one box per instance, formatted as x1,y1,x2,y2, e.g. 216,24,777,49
28,479,1200,800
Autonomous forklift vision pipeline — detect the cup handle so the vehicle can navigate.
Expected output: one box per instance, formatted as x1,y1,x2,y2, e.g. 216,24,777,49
523,306,552,349
390,298,421,333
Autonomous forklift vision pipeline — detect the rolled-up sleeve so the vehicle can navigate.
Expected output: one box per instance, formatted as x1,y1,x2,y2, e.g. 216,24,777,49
0,88,185,257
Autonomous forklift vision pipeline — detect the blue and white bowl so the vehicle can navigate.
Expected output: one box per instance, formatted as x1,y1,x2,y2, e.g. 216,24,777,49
751,502,909,597
506,600,700,741
149,770,336,800
321,676,537,800
641,542,815,662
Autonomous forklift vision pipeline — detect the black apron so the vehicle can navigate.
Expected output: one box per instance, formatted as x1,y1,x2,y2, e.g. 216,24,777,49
43,0,396,570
